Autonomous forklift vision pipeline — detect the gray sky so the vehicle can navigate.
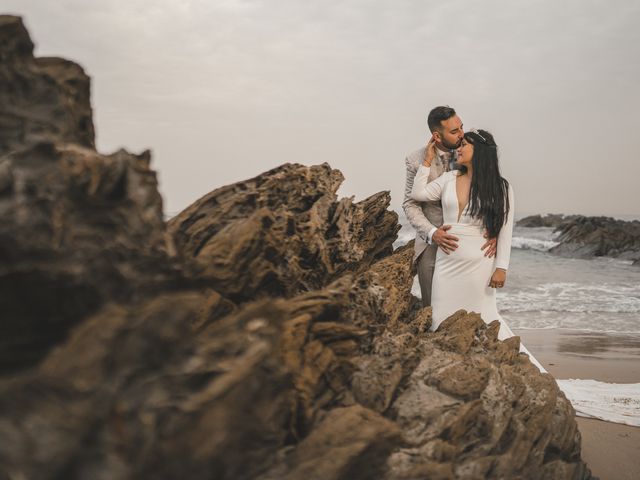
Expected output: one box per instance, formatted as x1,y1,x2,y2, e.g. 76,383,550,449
6,0,640,217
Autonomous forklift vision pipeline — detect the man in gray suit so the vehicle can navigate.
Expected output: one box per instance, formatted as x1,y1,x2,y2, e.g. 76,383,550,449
403,106,497,306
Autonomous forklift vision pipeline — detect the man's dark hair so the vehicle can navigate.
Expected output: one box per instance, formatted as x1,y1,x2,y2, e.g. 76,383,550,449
427,106,456,132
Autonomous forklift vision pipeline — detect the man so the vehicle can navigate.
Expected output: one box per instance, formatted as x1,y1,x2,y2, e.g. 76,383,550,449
403,106,497,306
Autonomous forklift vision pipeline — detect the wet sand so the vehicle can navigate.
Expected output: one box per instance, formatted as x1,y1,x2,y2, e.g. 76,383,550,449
515,328,640,480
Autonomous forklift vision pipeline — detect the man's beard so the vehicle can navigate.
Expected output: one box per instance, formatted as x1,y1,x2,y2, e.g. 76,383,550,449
441,137,462,149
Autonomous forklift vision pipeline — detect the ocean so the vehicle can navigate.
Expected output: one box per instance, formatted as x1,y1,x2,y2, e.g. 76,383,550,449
395,214,640,335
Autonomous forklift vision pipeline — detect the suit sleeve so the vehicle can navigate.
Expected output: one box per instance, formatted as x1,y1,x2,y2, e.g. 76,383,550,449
495,183,515,270
410,165,446,202
402,157,437,242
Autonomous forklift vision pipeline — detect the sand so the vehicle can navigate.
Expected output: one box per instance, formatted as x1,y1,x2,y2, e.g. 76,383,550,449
515,328,640,480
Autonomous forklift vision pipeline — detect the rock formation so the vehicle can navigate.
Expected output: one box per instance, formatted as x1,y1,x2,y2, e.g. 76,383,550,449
517,214,640,263
0,15,595,480
516,214,576,229
550,216,640,262
0,14,186,373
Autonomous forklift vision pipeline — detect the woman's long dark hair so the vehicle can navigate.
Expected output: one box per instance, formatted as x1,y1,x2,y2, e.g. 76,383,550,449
460,129,510,238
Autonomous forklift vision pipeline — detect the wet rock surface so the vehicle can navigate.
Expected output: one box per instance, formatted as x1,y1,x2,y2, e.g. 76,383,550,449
550,216,640,262
518,214,640,263
0,15,595,480
516,214,577,229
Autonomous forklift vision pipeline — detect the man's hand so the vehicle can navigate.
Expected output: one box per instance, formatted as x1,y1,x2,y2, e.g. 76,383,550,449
481,233,497,258
489,268,507,288
432,225,459,254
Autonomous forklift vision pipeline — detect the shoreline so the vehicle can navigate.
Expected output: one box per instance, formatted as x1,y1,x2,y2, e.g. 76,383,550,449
515,328,640,384
515,328,640,480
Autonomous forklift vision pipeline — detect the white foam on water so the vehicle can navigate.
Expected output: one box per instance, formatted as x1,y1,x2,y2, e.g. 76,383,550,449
499,311,640,334
512,324,640,335
497,280,640,332
499,282,640,314
415,277,640,333
512,236,559,252
556,379,640,427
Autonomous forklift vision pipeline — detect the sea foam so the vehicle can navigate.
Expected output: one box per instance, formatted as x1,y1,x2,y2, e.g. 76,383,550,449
512,236,559,251
556,379,640,427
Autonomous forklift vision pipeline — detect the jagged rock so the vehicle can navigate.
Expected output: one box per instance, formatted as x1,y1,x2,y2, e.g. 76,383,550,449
0,15,595,480
166,163,400,303
0,142,174,374
517,213,640,263
262,405,402,480
0,15,95,154
516,213,576,228
0,19,183,373
0,245,411,479
550,215,640,261
384,313,588,480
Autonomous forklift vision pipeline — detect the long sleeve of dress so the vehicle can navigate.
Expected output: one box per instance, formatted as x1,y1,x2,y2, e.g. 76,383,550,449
410,165,447,202
495,183,515,270
403,158,437,242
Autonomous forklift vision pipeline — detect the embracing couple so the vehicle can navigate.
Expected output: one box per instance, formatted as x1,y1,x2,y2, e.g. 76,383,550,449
403,106,546,373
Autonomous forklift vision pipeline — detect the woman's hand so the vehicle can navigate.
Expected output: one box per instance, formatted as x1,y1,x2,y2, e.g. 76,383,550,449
489,268,507,288
423,138,437,167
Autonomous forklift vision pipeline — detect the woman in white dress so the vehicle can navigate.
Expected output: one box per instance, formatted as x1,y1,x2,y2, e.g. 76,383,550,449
410,129,547,373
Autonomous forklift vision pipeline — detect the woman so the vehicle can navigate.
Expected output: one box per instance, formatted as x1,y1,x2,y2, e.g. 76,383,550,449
410,129,546,373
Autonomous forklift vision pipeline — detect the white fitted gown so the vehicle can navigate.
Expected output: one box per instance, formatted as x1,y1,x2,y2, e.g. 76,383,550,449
410,166,547,373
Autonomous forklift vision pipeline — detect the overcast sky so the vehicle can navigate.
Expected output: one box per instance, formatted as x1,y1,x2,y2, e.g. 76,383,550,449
6,0,640,217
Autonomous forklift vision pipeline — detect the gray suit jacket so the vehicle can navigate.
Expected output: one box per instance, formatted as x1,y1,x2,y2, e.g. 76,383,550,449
402,146,450,263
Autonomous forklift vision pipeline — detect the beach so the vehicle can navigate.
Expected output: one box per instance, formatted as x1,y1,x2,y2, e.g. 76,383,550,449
516,328,640,480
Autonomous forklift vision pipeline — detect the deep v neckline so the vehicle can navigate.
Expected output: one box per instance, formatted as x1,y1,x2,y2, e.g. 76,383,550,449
454,173,470,222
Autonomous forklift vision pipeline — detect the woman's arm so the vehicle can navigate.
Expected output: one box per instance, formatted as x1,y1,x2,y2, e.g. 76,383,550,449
494,183,515,271
410,165,448,202
410,140,447,202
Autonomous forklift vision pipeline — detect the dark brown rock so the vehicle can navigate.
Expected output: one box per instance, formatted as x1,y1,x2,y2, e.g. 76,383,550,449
265,405,402,480
550,215,640,261
0,17,192,373
517,213,640,263
0,292,297,480
0,15,596,480
0,246,411,480
385,311,589,479
0,140,181,373
0,16,95,154
516,213,575,228
166,163,400,303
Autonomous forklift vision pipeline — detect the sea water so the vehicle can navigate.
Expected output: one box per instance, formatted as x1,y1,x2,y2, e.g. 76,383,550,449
500,226,640,334
395,215,640,335
395,213,640,426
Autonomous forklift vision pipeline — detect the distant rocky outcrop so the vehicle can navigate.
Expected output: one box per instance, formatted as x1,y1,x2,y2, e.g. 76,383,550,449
518,214,640,262
516,214,577,229
0,15,595,480
551,216,640,261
